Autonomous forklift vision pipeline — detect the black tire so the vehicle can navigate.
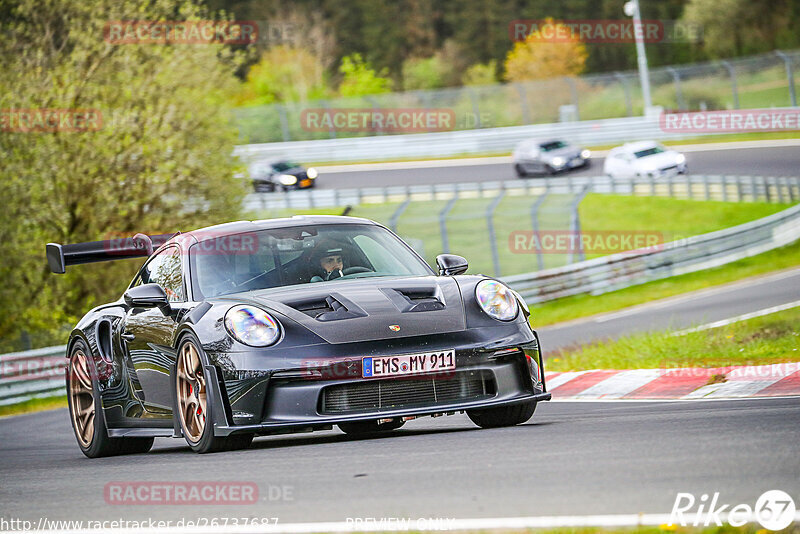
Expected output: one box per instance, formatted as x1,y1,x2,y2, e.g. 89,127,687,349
338,419,405,435
514,164,527,178
67,339,154,458
467,401,537,429
175,334,254,454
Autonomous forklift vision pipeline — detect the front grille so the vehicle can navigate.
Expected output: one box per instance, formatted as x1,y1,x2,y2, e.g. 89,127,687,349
320,371,495,414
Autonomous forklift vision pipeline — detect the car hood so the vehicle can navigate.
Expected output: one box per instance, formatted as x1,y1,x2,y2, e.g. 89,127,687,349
227,276,466,344
542,146,581,161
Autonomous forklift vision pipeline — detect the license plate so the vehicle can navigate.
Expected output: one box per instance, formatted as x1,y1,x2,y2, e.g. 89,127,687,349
362,350,455,378
300,179,312,187
569,158,582,167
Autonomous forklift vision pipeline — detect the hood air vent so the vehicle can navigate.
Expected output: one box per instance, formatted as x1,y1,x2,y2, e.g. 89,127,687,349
382,286,445,312
285,294,367,322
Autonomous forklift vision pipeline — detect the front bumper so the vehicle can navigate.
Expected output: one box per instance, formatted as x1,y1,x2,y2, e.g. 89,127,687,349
203,331,549,436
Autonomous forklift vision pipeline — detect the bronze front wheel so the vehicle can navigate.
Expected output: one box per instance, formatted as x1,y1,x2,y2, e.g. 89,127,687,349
175,336,253,453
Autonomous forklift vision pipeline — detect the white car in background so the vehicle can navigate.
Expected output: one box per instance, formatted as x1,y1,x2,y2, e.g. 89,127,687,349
603,141,687,179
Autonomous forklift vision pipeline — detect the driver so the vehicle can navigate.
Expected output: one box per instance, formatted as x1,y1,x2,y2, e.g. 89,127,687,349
309,240,346,282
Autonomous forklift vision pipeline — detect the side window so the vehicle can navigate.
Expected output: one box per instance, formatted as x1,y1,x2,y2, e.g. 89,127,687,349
135,247,185,302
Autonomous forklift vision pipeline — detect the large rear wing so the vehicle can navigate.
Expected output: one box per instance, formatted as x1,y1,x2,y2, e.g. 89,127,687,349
46,233,178,274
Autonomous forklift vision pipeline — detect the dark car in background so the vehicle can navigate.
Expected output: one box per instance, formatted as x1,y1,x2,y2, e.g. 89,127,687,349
249,159,318,192
512,138,591,177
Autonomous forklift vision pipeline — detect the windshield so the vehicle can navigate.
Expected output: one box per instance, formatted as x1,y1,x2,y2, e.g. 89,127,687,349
634,145,666,158
190,224,433,298
271,161,300,172
540,140,567,152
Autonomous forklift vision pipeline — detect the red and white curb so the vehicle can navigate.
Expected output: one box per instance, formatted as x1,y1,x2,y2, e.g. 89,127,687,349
544,362,800,400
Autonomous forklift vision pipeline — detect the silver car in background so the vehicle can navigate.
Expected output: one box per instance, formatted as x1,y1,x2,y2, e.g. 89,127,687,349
512,139,591,177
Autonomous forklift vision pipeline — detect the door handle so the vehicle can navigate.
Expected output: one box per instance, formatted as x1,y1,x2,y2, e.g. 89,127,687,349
121,333,135,342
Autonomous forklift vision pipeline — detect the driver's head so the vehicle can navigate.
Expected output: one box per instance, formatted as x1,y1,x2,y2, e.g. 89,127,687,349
319,252,343,274
310,239,346,279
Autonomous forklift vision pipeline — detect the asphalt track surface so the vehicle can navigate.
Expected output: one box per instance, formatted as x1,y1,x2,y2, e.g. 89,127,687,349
315,145,800,189
1,398,798,525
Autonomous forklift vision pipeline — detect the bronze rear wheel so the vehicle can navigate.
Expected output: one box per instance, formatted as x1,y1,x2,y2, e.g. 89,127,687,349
68,348,95,448
176,341,207,443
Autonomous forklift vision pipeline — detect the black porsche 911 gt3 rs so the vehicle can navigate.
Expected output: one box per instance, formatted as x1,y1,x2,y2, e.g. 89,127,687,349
47,216,550,457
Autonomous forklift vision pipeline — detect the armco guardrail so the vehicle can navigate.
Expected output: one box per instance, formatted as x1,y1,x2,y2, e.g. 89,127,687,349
244,174,800,211
3,179,799,407
504,201,800,302
0,345,66,406
234,107,799,164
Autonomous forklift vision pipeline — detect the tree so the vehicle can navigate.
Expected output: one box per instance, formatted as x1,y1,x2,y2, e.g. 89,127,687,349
462,60,498,86
503,18,588,82
237,46,330,105
338,54,393,97
0,0,246,349
402,55,449,90
683,0,797,57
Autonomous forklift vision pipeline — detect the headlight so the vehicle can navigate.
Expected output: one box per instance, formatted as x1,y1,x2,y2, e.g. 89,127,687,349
675,153,686,164
306,167,318,179
224,305,281,347
475,280,519,321
278,174,298,186
551,156,566,167
580,149,591,159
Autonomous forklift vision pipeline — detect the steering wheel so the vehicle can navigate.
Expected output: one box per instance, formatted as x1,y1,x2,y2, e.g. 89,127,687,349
343,266,372,276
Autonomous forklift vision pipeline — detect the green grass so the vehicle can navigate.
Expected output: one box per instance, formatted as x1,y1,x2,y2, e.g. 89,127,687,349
254,195,793,278
0,395,66,417
532,240,800,327
547,306,800,372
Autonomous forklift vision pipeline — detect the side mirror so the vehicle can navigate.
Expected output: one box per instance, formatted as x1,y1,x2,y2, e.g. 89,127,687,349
436,254,468,276
124,283,170,311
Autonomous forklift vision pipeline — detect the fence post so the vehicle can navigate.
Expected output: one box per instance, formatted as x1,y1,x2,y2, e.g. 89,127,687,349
667,173,674,198
568,184,591,264
278,104,291,142
515,83,532,124
388,199,411,232
614,72,633,116
439,197,458,253
721,174,728,202
666,67,686,111
366,96,383,136
687,174,693,199
530,191,550,272
486,191,506,276
750,175,759,202
788,177,797,203
321,100,337,138
721,60,740,109
734,175,742,202
775,51,798,107
763,176,771,203
776,177,786,204
565,77,580,120
703,175,711,201
469,88,482,129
